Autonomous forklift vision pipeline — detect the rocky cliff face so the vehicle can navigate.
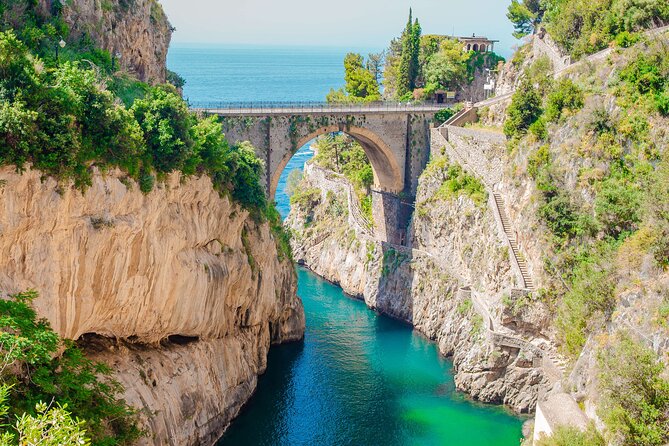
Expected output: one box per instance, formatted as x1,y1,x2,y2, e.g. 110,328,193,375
287,161,544,413
39,0,171,82
0,166,305,444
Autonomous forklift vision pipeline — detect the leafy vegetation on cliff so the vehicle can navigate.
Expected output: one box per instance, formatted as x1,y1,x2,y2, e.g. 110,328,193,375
0,0,274,221
507,0,669,58
312,134,374,222
506,37,669,361
417,154,487,214
598,333,669,445
0,291,141,445
0,29,269,217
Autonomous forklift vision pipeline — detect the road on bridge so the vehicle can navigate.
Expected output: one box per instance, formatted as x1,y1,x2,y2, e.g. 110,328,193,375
191,102,449,116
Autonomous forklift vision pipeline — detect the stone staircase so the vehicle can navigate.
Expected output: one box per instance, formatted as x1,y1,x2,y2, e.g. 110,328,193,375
347,186,374,237
492,192,534,290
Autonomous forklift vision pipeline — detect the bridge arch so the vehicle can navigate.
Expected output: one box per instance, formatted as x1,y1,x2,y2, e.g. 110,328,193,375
269,125,403,200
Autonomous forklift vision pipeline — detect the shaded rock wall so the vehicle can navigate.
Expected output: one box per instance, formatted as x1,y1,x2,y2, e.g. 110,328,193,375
0,166,305,444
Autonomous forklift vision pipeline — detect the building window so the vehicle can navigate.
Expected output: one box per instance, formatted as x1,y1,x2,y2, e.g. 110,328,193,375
473,44,479,51
480,44,486,52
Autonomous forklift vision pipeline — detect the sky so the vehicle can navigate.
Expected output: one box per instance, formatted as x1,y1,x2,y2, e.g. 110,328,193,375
159,0,521,58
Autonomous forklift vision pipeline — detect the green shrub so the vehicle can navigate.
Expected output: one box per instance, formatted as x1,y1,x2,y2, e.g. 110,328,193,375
538,191,597,243
166,69,185,90
434,163,487,207
545,79,585,123
290,187,321,212
594,176,642,239
615,31,641,48
381,247,409,277
265,202,292,262
131,86,195,173
544,0,669,59
138,169,155,194
504,79,543,139
0,291,142,445
457,298,473,316
527,145,551,179
434,108,456,125
656,88,669,116
227,141,267,215
598,333,669,446
536,425,605,446
529,116,547,140
557,247,615,355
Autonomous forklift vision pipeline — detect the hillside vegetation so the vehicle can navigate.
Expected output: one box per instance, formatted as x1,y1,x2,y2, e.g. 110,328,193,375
504,12,669,445
508,0,669,58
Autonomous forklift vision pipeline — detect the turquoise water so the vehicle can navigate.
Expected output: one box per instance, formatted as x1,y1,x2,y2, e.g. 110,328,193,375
167,45,524,445
219,268,524,446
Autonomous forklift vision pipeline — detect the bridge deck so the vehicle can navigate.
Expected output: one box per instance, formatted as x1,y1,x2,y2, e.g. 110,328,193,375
191,102,447,116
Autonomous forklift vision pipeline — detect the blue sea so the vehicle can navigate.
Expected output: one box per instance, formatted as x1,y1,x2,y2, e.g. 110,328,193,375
168,44,380,105
167,44,524,446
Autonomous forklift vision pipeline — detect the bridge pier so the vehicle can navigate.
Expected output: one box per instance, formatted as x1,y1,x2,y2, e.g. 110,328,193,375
371,190,413,245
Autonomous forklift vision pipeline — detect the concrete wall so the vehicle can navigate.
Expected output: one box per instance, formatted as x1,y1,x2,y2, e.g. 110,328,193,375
533,393,590,445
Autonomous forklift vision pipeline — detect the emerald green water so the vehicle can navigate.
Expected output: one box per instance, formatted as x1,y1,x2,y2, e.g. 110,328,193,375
218,268,524,445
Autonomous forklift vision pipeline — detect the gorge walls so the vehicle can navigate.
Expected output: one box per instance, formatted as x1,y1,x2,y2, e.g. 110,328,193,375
287,159,545,413
0,166,305,444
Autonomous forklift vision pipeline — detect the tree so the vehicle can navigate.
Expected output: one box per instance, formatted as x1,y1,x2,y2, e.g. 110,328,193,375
507,0,538,38
343,53,380,100
285,169,303,197
424,38,469,94
0,290,142,445
0,31,40,101
0,386,91,446
227,141,267,214
382,37,403,99
409,17,422,91
328,53,380,103
397,9,417,98
366,51,385,84
503,78,543,138
131,86,195,173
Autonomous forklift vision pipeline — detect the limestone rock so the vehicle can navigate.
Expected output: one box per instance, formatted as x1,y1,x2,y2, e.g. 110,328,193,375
0,166,305,444
38,0,172,83
287,161,544,414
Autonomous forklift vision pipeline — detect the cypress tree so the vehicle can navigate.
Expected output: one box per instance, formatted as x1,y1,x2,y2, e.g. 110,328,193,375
409,17,421,91
396,9,413,98
396,9,422,99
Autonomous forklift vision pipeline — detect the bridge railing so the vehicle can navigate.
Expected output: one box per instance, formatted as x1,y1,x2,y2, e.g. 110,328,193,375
189,100,449,113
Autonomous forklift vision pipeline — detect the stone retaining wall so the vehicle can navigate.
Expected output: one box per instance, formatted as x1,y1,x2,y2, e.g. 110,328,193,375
431,126,506,188
533,31,571,72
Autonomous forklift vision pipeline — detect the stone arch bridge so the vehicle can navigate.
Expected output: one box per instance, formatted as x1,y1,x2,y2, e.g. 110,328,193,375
196,103,442,244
